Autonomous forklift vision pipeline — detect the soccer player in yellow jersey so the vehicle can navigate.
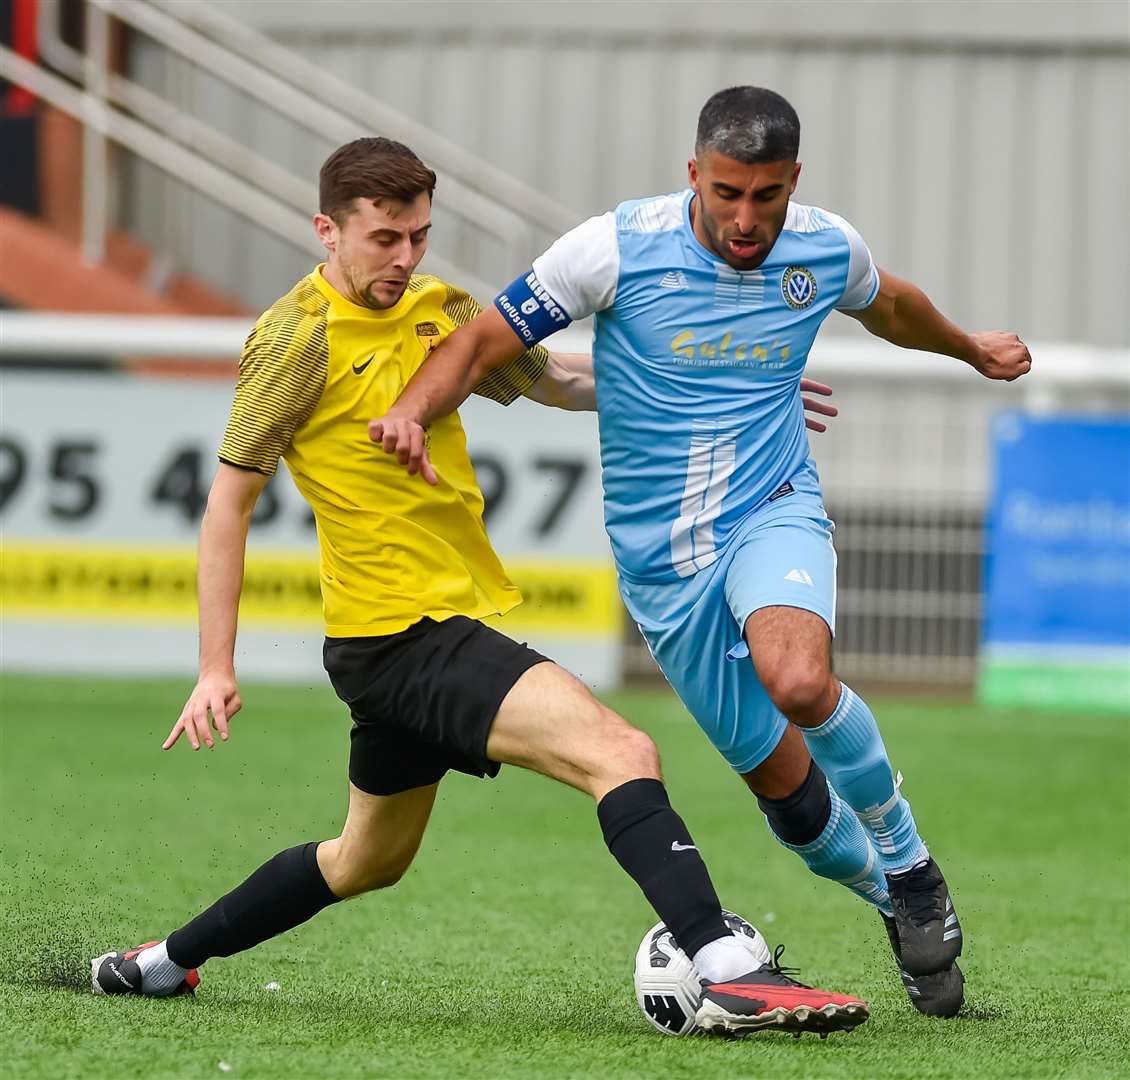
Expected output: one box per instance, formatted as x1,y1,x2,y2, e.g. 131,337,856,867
91,137,867,1036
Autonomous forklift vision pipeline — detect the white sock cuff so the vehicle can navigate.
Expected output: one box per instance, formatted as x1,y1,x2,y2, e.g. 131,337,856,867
887,846,931,877
693,933,753,984
136,939,189,995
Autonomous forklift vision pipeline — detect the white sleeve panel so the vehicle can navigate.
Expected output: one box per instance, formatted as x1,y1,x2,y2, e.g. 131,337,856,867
823,211,880,311
531,212,619,320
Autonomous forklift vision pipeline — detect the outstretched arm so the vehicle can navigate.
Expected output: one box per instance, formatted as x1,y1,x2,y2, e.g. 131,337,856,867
843,268,1031,381
163,463,269,751
373,212,621,479
395,306,526,425
368,306,527,483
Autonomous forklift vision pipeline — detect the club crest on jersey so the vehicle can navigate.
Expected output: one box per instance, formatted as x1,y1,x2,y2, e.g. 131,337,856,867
782,266,817,310
415,321,441,356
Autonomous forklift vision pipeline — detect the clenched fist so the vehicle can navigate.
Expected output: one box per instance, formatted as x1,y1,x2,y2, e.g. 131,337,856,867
969,332,1032,382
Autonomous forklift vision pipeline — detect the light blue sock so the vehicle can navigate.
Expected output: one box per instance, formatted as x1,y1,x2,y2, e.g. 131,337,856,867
803,684,929,875
768,782,892,915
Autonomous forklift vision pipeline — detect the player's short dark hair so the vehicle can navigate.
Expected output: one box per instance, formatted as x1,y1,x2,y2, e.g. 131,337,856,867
695,87,800,164
319,137,437,223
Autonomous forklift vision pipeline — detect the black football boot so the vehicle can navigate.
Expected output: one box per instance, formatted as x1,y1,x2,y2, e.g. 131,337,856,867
885,857,962,975
880,912,964,1018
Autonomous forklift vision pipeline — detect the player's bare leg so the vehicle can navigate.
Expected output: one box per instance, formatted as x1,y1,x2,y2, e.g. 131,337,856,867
486,660,868,1037
486,660,664,799
93,782,438,996
742,723,810,798
742,605,964,1016
317,781,439,897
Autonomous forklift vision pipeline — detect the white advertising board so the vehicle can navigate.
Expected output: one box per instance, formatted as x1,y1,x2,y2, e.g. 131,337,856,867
0,370,621,687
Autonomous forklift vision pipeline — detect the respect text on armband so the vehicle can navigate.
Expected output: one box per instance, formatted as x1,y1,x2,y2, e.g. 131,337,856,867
494,270,571,346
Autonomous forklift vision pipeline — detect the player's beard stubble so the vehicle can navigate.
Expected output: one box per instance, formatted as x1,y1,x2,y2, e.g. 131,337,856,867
694,197,786,273
338,261,404,311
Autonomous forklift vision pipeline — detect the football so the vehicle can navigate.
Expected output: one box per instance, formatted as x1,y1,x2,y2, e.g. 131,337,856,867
633,911,771,1036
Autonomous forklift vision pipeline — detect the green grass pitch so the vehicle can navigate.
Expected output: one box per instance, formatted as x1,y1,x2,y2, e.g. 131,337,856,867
1,674,1127,1079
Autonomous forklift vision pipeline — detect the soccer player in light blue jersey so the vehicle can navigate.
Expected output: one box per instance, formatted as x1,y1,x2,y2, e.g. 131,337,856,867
373,87,1032,1020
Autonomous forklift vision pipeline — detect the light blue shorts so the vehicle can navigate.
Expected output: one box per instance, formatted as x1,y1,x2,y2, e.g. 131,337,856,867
620,495,837,774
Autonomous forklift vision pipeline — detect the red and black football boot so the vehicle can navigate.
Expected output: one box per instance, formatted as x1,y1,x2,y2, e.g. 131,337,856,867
91,941,200,997
695,945,869,1038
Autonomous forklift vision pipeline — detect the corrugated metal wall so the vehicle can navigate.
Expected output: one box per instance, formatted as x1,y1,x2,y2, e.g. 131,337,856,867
126,6,1129,346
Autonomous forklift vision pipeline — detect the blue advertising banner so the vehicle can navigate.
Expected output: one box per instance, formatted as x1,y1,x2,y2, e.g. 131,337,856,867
981,414,1130,711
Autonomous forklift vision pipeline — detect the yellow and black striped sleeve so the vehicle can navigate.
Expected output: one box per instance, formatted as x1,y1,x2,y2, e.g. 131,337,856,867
441,283,550,406
218,279,329,475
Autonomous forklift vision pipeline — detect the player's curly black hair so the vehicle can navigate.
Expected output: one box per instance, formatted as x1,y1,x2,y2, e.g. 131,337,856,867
695,87,800,164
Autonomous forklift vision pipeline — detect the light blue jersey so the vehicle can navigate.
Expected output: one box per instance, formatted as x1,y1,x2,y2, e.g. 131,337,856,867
497,190,878,583
494,194,928,896
494,190,879,772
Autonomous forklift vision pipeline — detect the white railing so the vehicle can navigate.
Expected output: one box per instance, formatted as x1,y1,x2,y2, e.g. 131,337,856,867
0,0,581,300
2,311,1125,387
0,312,592,358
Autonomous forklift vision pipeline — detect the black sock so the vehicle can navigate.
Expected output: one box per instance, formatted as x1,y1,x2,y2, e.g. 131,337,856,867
597,778,728,957
756,761,832,845
166,842,340,969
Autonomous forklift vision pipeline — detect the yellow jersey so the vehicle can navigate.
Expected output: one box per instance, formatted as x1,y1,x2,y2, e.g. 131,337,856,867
218,266,548,636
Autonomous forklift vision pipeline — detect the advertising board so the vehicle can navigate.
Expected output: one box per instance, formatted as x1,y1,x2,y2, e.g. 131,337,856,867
1,370,621,687
980,413,1130,710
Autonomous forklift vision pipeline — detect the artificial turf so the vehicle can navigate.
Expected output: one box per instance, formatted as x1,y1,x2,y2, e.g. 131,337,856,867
1,673,1127,1079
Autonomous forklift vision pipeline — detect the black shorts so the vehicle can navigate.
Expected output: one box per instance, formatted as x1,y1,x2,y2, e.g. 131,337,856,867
323,616,549,797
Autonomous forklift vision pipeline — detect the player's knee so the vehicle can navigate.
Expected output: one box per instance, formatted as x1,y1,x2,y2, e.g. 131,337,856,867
333,856,411,898
626,726,662,779
360,859,411,893
600,718,661,783
762,663,833,721
321,841,413,898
